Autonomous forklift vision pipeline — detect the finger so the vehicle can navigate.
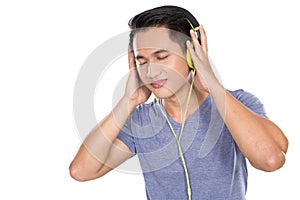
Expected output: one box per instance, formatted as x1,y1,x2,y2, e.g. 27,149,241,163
199,25,208,56
189,29,204,59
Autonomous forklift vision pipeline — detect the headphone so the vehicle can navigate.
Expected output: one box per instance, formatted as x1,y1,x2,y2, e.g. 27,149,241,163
156,16,201,200
185,18,201,72
133,9,201,199
179,6,201,73
130,6,202,199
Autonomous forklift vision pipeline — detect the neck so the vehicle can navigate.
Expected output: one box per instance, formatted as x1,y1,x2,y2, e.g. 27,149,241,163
163,84,208,123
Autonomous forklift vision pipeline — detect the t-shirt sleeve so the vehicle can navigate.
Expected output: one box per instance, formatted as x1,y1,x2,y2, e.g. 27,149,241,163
230,89,268,119
117,115,137,156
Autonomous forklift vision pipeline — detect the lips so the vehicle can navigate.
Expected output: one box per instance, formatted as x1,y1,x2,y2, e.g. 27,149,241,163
150,79,167,89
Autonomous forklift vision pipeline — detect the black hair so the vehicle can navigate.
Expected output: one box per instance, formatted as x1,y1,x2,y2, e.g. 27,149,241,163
128,5,200,51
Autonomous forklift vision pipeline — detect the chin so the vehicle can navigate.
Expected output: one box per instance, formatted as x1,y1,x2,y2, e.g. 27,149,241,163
149,87,177,99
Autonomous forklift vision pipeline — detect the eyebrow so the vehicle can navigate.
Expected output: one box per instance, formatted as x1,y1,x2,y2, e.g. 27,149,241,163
135,49,169,60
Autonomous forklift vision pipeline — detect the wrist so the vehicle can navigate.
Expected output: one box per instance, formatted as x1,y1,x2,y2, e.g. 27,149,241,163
208,80,224,95
120,96,138,114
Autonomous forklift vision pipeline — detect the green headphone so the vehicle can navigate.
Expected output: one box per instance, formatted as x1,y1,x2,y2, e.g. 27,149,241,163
155,19,200,200
186,18,200,71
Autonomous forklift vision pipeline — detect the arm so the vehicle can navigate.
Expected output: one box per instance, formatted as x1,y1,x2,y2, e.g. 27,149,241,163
212,86,288,171
187,25,288,172
69,50,151,181
69,97,135,181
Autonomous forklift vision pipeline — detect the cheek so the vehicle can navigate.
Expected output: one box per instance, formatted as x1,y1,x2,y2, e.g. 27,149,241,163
168,57,190,79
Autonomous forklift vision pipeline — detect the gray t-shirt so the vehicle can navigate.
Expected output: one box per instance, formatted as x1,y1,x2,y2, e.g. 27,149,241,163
118,89,267,200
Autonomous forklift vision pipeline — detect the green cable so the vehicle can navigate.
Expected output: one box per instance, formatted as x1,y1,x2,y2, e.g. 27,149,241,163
156,69,196,200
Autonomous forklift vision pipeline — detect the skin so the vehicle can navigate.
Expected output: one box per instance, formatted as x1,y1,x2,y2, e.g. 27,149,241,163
69,25,288,182
133,28,208,119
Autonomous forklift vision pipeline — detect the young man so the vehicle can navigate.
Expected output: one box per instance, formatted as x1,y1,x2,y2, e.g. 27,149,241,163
70,5,288,200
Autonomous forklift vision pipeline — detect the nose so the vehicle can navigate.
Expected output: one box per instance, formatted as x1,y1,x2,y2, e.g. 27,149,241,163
146,62,162,79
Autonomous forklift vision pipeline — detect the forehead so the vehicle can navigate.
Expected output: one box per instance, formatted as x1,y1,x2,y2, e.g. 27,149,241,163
132,27,184,56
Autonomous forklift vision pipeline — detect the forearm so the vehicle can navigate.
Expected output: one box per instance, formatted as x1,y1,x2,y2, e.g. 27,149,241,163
83,96,135,163
210,83,288,171
70,96,136,180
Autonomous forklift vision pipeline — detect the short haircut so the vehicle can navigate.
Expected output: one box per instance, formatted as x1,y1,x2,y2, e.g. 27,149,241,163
128,5,200,52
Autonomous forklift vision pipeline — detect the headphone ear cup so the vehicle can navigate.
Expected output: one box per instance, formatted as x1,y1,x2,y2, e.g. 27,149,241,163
186,46,194,70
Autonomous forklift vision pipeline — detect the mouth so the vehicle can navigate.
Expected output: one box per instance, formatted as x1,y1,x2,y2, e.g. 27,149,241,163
150,79,167,89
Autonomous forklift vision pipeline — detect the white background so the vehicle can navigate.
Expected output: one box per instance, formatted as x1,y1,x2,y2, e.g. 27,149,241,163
0,0,299,199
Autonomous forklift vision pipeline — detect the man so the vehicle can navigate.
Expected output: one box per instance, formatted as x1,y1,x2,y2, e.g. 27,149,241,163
70,5,288,199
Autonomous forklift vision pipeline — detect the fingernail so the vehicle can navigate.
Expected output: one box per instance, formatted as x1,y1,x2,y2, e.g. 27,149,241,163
200,24,204,29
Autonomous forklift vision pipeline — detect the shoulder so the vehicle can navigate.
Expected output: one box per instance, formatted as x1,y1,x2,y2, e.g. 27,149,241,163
130,99,161,124
229,88,254,99
133,99,156,116
228,89,267,118
229,89,262,105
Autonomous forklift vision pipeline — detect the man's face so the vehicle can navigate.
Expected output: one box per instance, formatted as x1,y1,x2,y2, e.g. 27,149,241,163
133,27,190,99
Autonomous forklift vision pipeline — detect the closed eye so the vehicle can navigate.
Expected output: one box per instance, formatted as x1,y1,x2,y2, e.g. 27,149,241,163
136,58,147,66
157,55,169,60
